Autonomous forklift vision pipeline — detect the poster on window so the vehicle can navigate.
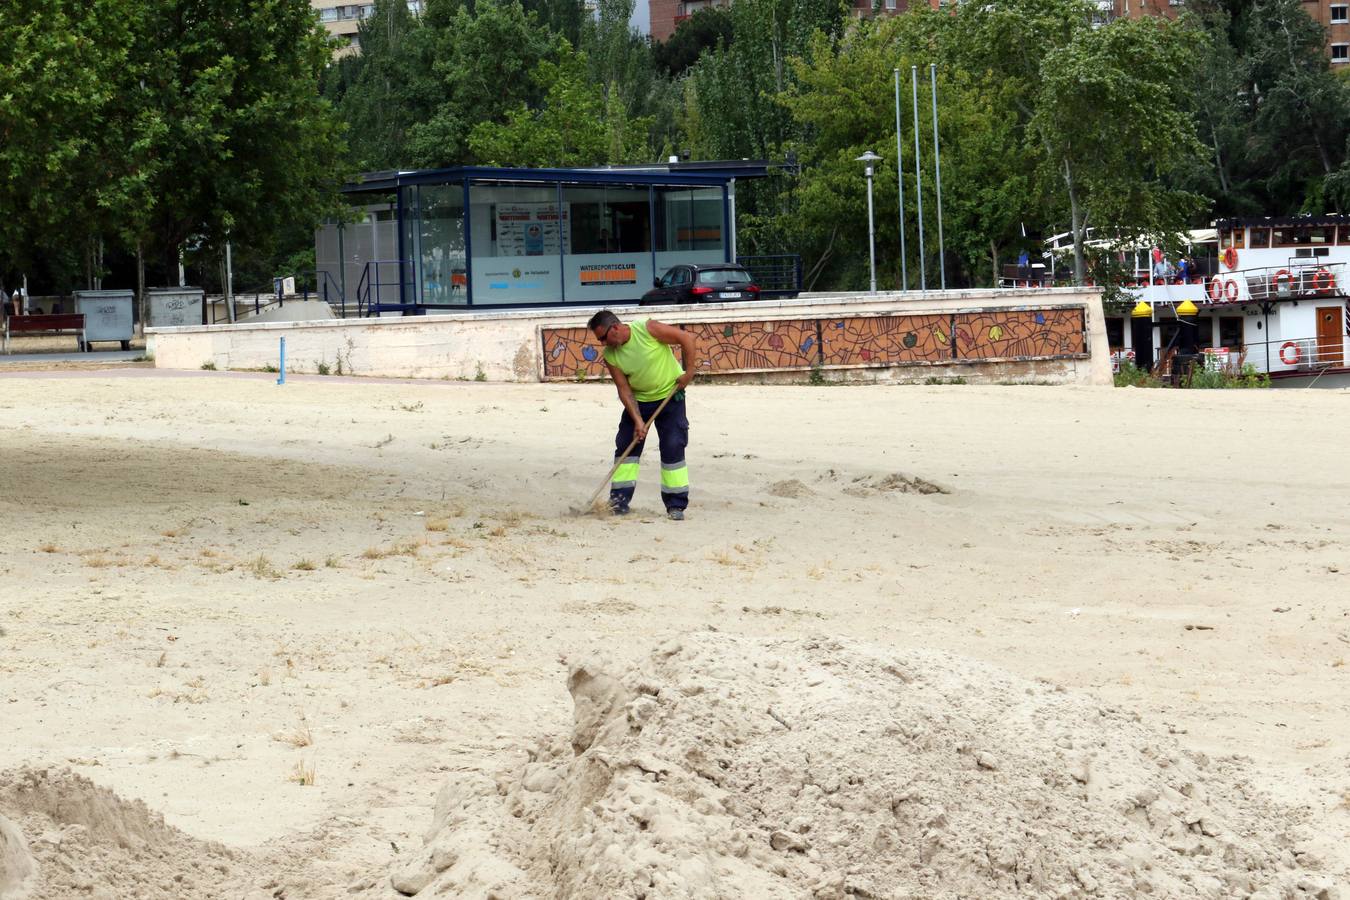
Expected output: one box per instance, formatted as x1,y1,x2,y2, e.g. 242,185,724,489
496,204,569,257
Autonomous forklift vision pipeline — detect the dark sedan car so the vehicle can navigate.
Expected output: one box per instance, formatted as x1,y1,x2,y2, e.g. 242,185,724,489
639,264,761,305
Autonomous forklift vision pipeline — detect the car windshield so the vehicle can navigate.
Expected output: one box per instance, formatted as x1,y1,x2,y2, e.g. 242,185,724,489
697,268,752,285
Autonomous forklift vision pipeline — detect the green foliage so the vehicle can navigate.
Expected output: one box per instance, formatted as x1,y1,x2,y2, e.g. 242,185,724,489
0,0,346,288
407,0,562,167
653,8,734,78
1184,361,1271,388
1114,360,1162,387
470,48,652,165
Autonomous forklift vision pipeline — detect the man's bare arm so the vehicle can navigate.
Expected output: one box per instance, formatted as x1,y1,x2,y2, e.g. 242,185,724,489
605,362,648,441
646,320,698,389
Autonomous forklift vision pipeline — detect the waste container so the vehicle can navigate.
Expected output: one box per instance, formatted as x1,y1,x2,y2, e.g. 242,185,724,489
73,290,135,351
147,287,206,328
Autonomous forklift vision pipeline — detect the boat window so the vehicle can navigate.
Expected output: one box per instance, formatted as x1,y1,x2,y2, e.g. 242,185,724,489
1248,227,1271,249
1271,226,1300,247
1307,225,1333,245
1220,229,1244,249
1219,317,1244,350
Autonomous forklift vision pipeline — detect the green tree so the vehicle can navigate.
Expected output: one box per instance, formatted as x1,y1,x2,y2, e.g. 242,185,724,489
469,48,652,165
582,0,676,153
1240,0,1350,210
324,0,438,172
952,0,1207,283
407,0,559,167
0,0,161,281
653,7,734,78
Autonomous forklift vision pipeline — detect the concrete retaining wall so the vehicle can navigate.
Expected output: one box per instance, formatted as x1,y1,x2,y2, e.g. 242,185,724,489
147,288,1112,386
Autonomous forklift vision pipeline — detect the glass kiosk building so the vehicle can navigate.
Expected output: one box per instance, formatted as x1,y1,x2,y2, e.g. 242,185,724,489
322,165,765,313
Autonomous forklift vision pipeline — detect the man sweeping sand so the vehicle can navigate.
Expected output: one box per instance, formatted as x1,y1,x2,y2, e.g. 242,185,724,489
588,310,697,519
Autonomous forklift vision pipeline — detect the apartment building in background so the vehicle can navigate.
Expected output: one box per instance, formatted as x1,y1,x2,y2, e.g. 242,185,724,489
650,0,1346,61
312,1,423,49
648,0,923,42
1102,0,1348,62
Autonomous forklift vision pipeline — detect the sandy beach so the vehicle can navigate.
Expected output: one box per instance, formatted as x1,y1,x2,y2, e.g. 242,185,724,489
1,371,1346,897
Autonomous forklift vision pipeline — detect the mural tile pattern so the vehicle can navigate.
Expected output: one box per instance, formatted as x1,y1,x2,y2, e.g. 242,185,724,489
540,308,1085,379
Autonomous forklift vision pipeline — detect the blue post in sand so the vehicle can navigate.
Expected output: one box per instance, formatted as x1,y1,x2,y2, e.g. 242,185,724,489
277,337,286,385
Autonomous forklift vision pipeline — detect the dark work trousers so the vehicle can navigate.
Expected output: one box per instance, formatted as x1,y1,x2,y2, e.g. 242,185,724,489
610,391,689,513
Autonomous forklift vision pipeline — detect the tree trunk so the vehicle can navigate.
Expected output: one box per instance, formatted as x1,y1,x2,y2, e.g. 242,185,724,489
1064,158,1086,286
1209,120,1230,197
136,244,146,336
990,239,1000,288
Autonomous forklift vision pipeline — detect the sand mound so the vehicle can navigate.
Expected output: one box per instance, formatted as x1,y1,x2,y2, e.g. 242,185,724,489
0,767,238,899
0,814,35,900
767,479,815,499
842,473,949,497
391,633,1337,899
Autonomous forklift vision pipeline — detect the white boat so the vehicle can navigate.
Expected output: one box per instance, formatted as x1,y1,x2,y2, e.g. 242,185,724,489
1082,217,1349,381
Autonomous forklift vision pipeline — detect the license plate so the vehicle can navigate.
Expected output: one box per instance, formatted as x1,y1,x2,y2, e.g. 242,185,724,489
719,291,742,299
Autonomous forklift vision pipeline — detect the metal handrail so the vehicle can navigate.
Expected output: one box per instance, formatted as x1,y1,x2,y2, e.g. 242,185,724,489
357,260,414,317
736,254,802,296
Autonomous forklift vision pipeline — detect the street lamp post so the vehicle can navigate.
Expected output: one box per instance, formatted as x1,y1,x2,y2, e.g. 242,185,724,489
856,151,881,293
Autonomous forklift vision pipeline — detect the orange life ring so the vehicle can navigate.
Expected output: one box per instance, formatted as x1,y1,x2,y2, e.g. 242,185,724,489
1208,276,1224,301
1279,341,1301,366
1224,278,1239,302
1313,267,1335,293
1222,247,1239,270
1272,269,1292,293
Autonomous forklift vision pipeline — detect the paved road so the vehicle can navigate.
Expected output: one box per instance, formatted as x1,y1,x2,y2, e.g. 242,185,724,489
0,350,143,366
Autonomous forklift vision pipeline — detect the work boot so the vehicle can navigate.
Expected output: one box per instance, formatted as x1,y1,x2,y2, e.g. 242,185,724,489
667,509,685,521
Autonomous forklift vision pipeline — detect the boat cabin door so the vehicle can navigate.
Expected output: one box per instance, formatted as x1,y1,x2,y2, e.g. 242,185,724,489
1315,306,1344,366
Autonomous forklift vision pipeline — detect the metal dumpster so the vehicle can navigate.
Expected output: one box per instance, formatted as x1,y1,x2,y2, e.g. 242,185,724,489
73,290,135,351
147,287,206,329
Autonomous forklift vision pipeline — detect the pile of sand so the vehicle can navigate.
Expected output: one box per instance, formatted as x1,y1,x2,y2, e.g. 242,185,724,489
390,632,1338,899
0,767,238,899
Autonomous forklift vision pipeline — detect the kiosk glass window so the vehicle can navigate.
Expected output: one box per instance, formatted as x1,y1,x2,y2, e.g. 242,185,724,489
562,184,654,303
653,186,726,282
467,182,567,306
416,183,466,307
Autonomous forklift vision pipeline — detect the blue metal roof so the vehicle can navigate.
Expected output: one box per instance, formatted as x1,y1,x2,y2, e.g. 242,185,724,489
342,164,765,195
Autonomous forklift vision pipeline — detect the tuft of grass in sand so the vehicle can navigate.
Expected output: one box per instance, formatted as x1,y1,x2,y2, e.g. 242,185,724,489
361,539,422,560
258,667,272,686
292,559,316,572
248,555,282,579
38,542,60,554
83,554,115,569
289,759,317,786
324,555,343,568
425,519,449,533
273,723,313,748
